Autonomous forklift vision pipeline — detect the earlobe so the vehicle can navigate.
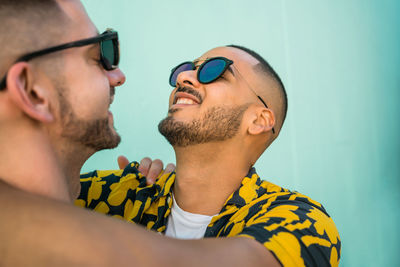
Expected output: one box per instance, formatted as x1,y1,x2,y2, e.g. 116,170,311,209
248,108,275,135
7,62,54,123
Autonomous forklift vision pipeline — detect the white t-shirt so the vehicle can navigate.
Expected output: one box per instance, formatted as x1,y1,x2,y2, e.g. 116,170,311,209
165,194,216,239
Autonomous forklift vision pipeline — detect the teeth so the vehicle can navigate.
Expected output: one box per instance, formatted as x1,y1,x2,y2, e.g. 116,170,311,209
176,98,196,105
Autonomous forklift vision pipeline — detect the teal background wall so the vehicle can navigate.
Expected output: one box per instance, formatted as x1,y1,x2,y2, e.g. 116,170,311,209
82,1,400,266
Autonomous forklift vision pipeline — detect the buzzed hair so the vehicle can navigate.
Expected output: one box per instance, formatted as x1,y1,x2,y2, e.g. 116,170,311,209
0,0,68,75
226,45,288,132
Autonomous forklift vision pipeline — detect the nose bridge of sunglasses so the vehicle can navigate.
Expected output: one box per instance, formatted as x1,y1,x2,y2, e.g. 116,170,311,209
179,68,199,84
173,63,196,83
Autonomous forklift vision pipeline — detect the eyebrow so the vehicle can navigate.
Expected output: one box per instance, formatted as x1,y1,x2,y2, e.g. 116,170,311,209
86,42,102,61
227,65,235,76
87,42,100,53
193,58,202,66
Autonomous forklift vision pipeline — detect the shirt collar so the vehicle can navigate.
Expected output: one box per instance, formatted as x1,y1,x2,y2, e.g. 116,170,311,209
154,171,175,197
224,167,266,207
155,167,265,208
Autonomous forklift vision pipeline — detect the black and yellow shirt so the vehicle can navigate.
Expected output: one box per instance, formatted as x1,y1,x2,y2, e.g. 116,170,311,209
76,162,341,267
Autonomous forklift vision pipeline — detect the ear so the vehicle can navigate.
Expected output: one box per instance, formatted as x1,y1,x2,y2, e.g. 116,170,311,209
248,107,275,135
6,62,54,123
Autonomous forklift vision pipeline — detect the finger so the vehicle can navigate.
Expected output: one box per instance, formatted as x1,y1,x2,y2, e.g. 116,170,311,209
138,157,152,177
117,155,130,169
146,159,163,185
164,163,176,174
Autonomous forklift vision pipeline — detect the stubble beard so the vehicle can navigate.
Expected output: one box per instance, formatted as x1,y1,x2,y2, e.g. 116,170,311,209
158,104,249,147
58,89,121,151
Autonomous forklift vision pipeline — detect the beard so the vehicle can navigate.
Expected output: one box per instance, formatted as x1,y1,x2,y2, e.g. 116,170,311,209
58,89,121,151
158,104,249,147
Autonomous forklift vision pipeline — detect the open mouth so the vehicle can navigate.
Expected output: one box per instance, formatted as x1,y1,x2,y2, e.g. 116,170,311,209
175,97,196,105
173,92,201,106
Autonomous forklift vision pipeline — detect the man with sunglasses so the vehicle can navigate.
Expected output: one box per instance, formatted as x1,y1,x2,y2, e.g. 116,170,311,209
0,0,170,197
76,46,341,266
0,1,340,266
0,0,174,265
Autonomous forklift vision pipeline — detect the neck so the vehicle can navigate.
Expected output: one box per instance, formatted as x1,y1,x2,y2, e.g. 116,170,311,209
0,123,77,203
173,140,252,215
56,141,94,200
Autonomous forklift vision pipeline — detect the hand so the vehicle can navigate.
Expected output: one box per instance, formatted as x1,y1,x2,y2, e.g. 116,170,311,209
117,155,175,185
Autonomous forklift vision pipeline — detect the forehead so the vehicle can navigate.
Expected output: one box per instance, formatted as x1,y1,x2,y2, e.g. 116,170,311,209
197,47,265,91
56,0,98,40
196,47,259,73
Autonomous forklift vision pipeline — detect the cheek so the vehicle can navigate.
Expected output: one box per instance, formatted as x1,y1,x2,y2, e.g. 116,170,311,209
60,51,112,118
168,89,176,106
65,72,110,118
204,86,237,106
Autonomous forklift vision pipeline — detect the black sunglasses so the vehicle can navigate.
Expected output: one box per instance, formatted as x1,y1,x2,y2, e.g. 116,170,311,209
169,56,275,134
0,28,119,90
169,56,233,87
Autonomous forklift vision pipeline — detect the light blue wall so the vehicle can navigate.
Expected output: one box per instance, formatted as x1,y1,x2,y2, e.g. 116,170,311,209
82,1,400,266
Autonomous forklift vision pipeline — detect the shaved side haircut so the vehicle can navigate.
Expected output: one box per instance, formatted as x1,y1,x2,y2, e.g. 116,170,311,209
226,45,288,132
0,0,68,76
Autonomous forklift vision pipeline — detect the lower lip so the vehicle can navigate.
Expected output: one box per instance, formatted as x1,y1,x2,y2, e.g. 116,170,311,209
171,103,199,109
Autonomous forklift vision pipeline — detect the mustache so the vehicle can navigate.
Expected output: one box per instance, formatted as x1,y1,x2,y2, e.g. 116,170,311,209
175,86,203,103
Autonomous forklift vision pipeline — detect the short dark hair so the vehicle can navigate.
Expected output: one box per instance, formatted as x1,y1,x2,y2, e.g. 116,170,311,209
226,45,288,131
0,0,67,75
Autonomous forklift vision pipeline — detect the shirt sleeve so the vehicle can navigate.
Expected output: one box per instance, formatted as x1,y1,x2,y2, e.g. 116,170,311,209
236,200,341,267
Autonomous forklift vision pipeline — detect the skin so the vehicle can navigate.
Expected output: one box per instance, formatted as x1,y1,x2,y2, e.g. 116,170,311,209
169,47,277,215
118,155,175,185
0,0,166,200
0,179,277,267
0,0,279,266
0,0,126,203
119,46,282,265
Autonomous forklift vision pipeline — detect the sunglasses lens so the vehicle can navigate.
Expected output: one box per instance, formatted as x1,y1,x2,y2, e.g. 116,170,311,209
101,39,117,70
198,59,227,84
169,62,194,87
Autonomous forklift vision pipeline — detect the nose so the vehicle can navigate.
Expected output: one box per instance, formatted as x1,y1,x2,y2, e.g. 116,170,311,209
106,68,126,87
176,69,201,88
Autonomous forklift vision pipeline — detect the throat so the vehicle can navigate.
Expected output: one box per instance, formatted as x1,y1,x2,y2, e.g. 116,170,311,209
173,145,250,215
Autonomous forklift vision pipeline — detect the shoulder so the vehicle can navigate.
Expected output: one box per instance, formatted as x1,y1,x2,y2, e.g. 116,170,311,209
235,180,341,266
76,161,145,209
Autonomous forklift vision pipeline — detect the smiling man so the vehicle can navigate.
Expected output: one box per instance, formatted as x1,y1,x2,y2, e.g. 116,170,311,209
76,46,341,266
0,0,340,265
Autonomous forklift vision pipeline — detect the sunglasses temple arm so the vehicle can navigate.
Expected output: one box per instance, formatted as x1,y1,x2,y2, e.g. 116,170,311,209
256,96,275,134
0,76,6,90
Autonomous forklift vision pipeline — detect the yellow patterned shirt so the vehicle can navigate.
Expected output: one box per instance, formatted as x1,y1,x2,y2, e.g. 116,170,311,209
76,162,341,267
